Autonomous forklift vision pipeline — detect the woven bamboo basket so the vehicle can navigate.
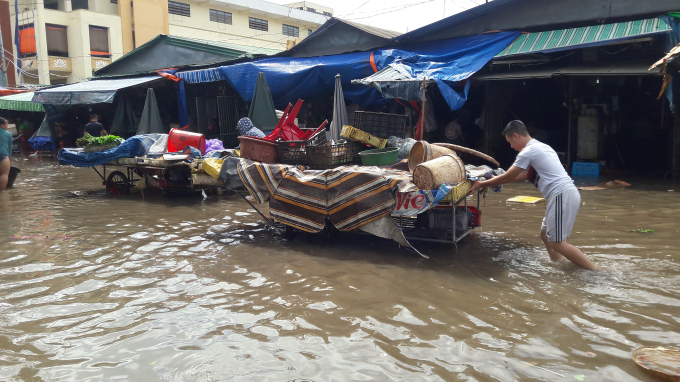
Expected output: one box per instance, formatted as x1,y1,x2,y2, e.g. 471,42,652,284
632,347,680,381
408,141,456,172
413,153,466,190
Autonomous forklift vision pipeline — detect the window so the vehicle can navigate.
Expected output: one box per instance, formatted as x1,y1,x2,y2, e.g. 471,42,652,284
72,0,88,10
323,11,332,16
282,24,299,38
89,26,110,56
111,0,118,4
45,24,68,57
209,9,232,24
306,7,316,13
44,0,59,10
308,29,313,35
249,17,268,31
168,1,190,17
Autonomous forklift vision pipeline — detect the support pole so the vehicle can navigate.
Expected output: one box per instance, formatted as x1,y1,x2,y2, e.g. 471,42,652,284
567,77,574,172
0,22,7,87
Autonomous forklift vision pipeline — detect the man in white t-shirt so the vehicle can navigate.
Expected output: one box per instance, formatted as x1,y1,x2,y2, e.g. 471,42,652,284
468,120,597,270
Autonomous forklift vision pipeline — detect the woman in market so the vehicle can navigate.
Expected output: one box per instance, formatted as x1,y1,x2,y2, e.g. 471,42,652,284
0,117,13,190
237,117,266,138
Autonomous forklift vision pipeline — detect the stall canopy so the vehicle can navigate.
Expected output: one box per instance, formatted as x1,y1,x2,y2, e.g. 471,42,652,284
32,76,162,105
178,31,519,111
0,91,44,112
495,17,671,58
352,31,520,110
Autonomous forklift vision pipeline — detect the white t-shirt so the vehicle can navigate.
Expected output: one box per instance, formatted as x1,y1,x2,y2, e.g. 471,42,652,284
512,139,573,198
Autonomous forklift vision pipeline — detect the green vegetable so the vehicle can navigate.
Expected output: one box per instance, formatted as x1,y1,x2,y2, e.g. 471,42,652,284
628,229,654,233
76,135,124,147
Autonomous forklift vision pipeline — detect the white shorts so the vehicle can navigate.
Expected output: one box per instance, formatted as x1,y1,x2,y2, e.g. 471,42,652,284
541,186,581,242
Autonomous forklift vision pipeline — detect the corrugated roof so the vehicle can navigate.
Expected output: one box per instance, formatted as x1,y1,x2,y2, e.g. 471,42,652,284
0,92,44,112
496,18,670,57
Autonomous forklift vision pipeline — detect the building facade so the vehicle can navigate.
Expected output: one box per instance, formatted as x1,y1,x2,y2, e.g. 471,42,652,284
4,0,330,85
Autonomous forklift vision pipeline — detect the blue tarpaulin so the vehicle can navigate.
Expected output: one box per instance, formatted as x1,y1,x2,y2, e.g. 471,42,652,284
58,134,163,167
186,32,519,111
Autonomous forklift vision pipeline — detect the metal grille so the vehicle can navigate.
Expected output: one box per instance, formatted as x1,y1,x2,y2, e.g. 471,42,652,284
168,1,190,17
249,17,268,32
209,9,232,24
282,24,299,38
323,11,332,16
217,96,248,148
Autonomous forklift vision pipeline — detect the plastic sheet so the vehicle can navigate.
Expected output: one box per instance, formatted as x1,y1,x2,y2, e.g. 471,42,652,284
205,139,225,155
58,134,164,167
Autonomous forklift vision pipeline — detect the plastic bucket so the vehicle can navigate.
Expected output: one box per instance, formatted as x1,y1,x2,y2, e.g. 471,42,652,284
359,147,399,166
168,128,206,154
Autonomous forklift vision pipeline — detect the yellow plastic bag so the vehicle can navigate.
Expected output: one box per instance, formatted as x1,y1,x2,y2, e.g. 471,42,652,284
341,125,387,148
201,159,224,179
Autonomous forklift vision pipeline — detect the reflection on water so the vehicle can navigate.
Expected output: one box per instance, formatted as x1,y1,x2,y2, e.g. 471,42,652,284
1,160,679,381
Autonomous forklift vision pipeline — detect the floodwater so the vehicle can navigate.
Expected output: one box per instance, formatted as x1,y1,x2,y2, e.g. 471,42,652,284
1,159,679,382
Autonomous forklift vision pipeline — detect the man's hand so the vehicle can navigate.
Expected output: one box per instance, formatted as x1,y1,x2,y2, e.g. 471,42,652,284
468,180,485,196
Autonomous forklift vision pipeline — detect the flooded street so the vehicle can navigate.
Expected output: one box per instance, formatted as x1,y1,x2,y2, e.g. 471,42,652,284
1,159,679,381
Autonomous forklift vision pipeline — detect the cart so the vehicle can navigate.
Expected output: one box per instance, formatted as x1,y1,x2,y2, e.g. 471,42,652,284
394,189,483,248
91,157,223,195
238,186,483,249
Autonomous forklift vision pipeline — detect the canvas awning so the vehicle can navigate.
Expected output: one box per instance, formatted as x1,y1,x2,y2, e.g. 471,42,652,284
32,76,162,105
0,91,44,112
496,18,671,58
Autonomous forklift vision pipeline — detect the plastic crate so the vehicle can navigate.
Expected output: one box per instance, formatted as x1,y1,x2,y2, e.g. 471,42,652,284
278,130,328,166
306,141,367,170
572,162,600,176
353,111,408,139
439,180,472,203
426,206,481,230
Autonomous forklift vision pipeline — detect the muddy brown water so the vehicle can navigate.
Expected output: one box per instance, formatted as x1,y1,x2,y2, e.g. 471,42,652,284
1,160,679,381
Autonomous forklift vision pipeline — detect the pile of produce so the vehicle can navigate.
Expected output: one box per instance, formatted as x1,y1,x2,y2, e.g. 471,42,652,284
76,135,124,148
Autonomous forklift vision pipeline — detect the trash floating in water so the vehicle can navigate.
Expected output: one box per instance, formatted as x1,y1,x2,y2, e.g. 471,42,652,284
507,196,546,204
11,236,73,239
628,229,654,233
574,374,585,381
578,180,631,191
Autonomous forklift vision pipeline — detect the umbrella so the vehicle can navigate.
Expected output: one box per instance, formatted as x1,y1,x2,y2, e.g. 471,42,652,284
330,74,348,142
137,88,164,134
248,72,278,133
110,94,139,138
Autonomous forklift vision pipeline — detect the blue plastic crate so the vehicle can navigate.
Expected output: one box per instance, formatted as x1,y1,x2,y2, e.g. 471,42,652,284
572,162,600,176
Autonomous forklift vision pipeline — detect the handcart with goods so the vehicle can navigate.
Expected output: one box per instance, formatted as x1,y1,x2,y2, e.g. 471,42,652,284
92,155,222,195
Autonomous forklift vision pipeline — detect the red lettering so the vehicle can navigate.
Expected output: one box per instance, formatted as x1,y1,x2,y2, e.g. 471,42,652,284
411,194,426,209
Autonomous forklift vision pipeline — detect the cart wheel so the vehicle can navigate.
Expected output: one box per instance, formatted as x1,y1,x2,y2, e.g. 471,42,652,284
106,171,130,195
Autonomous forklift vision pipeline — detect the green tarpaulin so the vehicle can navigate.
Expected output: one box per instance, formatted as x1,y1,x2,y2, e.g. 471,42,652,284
0,92,44,112
247,72,278,132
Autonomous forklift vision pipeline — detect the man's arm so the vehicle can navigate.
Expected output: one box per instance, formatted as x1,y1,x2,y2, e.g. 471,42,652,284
468,165,526,195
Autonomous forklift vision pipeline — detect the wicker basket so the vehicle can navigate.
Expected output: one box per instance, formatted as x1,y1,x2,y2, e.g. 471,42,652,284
408,141,456,171
413,153,466,190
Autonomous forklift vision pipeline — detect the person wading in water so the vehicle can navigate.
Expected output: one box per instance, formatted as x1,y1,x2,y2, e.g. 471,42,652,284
468,120,597,270
0,117,13,191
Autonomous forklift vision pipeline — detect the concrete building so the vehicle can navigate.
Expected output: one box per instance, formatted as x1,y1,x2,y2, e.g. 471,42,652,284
3,0,330,86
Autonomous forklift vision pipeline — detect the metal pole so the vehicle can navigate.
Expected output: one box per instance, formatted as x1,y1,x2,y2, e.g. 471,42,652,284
567,77,574,172
0,21,7,87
